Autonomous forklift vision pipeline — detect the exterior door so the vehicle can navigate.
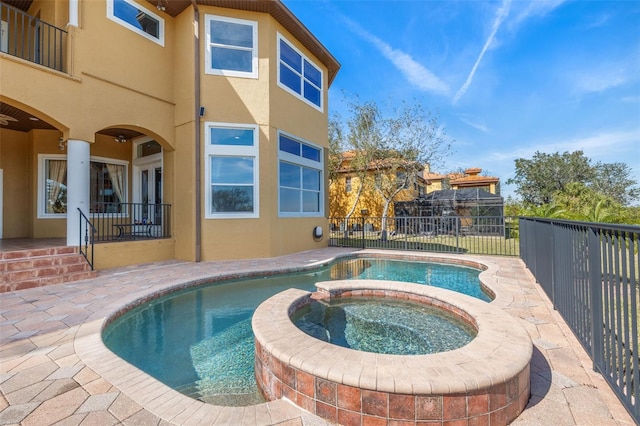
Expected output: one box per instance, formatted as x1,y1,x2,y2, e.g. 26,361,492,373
133,139,162,228
138,163,162,225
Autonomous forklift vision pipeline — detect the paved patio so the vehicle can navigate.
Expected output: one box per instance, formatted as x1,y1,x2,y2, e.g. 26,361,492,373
0,248,636,425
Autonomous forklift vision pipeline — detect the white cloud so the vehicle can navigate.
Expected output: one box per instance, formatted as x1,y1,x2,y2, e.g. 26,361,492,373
510,0,568,28
490,129,639,162
458,114,489,133
341,16,450,96
621,95,640,103
447,129,640,200
453,0,511,105
571,65,631,95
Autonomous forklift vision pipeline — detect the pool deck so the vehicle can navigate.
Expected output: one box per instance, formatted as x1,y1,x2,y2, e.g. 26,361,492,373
0,247,636,426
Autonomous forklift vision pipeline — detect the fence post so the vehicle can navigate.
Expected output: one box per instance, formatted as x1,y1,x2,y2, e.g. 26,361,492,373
588,226,604,370
404,217,408,250
361,216,366,249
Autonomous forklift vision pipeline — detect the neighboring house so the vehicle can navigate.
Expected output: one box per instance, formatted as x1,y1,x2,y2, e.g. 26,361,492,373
447,168,500,194
0,0,340,268
329,150,426,218
422,164,447,193
422,167,500,195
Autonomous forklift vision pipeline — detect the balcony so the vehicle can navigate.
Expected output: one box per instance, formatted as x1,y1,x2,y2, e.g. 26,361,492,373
89,202,172,242
0,1,67,72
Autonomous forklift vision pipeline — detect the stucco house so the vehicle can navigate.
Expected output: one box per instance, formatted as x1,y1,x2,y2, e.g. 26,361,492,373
329,150,427,219
0,0,340,272
448,167,499,194
423,167,500,195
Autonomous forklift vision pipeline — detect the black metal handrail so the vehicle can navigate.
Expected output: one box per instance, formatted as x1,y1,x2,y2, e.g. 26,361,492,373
329,215,519,256
90,202,172,242
0,2,67,72
520,218,639,423
78,208,96,271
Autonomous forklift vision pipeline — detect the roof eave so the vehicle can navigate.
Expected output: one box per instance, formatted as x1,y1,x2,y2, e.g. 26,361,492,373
146,0,341,85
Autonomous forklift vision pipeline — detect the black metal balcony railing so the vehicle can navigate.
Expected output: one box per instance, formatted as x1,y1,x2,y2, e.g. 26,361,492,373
0,2,67,72
90,202,172,242
329,215,519,256
520,218,639,423
78,208,96,270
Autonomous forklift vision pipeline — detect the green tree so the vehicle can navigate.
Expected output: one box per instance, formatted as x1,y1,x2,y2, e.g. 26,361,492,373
507,151,594,206
552,182,614,215
591,161,640,206
507,150,639,208
523,203,566,219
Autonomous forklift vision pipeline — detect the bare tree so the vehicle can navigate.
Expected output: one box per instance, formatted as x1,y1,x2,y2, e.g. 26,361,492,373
331,96,453,239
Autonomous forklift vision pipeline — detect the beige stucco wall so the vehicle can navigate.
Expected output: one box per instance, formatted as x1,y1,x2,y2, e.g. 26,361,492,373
2,0,334,265
1,0,176,145
93,238,175,270
0,129,31,238
193,6,330,261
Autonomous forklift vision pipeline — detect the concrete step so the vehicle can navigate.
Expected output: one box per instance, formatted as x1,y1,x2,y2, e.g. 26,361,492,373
0,248,96,292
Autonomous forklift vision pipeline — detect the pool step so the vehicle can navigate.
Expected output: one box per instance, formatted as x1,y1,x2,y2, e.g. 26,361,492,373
0,246,96,292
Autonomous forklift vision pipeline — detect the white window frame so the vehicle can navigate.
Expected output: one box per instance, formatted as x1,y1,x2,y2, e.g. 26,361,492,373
37,154,129,219
277,33,324,112
205,122,259,219
277,131,324,218
132,137,162,205
107,0,165,46
205,14,258,79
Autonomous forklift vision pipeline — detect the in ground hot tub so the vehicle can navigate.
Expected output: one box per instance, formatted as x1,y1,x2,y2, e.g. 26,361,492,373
252,279,533,425
292,296,476,355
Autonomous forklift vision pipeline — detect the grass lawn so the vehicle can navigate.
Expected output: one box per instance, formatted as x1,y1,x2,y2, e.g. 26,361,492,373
329,232,520,256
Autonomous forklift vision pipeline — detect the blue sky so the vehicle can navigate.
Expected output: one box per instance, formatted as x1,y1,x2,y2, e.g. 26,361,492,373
283,0,640,202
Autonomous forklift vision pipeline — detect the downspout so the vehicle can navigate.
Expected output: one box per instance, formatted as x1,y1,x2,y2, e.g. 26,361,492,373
191,0,201,262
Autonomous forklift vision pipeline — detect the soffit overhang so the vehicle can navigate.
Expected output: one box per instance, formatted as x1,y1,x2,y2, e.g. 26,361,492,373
146,0,341,85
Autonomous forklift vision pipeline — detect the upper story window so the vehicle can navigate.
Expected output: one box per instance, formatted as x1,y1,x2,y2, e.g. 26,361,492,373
277,33,323,111
107,0,165,46
205,15,258,78
278,132,323,217
205,123,259,218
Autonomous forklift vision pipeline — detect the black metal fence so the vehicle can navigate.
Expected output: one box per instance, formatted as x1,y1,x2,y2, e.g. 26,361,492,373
520,218,639,422
89,202,171,242
329,215,519,256
0,2,67,72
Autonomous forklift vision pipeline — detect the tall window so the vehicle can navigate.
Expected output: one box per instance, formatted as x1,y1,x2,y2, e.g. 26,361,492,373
38,155,128,217
345,176,352,193
278,133,323,216
205,15,257,78
107,0,164,46
277,33,323,111
206,123,259,218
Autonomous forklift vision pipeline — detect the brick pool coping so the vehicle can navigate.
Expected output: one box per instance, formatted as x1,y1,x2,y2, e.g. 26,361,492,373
253,280,533,425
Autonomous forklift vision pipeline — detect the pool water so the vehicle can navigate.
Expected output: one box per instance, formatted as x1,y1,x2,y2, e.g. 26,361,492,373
102,258,488,406
292,297,476,355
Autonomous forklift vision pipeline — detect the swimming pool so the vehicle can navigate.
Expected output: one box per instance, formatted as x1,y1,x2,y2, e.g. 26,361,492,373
102,258,489,406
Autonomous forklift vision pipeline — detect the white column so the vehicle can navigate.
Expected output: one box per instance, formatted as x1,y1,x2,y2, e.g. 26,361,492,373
66,139,90,246
68,0,79,27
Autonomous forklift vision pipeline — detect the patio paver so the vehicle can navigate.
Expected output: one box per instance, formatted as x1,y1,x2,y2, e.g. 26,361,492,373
0,247,637,425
